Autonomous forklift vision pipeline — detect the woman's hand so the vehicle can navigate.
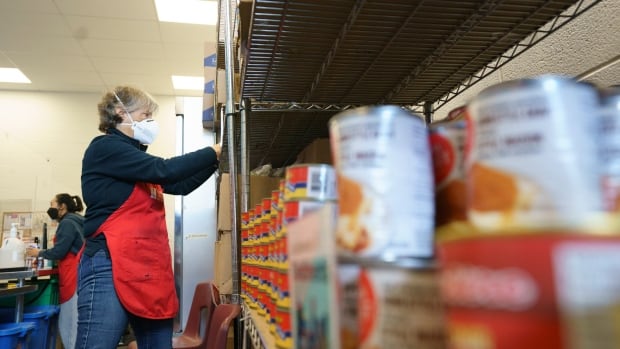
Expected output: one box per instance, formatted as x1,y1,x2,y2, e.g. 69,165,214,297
211,143,222,159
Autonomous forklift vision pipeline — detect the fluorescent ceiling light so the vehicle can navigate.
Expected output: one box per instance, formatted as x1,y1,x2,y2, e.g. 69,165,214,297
0,68,31,83
155,0,218,25
172,75,204,90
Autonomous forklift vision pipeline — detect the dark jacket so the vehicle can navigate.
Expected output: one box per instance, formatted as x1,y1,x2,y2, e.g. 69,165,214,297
38,212,84,260
81,128,218,255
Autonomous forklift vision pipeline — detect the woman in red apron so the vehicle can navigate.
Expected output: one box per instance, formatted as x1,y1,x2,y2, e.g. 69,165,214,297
26,193,84,349
77,86,221,349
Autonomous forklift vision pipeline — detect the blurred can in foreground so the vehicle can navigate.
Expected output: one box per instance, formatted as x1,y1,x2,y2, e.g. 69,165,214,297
438,234,620,349
466,75,603,233
329,105,434,259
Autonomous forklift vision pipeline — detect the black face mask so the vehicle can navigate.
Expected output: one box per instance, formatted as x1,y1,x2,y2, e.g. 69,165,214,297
47,207,59,221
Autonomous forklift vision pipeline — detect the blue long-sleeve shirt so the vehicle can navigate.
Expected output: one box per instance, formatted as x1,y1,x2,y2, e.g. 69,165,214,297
81,128,218,255
38,213,84,260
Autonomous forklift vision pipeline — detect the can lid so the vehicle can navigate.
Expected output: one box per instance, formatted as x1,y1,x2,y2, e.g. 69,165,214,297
338,255,437,270
328,105,424,126
475,74,581,100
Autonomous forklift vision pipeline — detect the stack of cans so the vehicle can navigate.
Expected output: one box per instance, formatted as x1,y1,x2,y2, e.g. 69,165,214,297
435,76,620,349
328,106,447,349
274,164,337,349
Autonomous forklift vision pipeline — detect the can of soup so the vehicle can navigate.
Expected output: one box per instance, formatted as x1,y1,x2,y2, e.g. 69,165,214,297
467,75,603,232
430,120,467,228
329,105,434,258
285,164,337,201
345,257,447,349
599,86,620,212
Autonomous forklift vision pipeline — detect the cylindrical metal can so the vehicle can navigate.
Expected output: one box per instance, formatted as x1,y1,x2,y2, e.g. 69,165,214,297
329,105,434,258
284,164,337,201
467,75,603,232
429,120,467,228
342,258,446,349
599,86,620,212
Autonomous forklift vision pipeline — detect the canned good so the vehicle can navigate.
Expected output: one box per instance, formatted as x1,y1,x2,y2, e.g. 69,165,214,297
599,86,620,212
271,190,280,213
284,164,337,201
283,200,326,225
262,198,271,217
329,105,434,259
438,234,620,349
467,75,603,232
353,259,446,349
430,120,467,228
446,105,467,121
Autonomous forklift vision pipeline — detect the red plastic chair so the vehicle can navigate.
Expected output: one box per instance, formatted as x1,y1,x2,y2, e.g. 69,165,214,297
205,304,241,349
172,281,220,349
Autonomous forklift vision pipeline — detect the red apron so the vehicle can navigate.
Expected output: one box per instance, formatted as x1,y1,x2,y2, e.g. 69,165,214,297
93,182,178,319
57,239,82,304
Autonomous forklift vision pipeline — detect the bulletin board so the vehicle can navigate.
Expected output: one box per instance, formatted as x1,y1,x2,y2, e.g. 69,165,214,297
2,211,55,243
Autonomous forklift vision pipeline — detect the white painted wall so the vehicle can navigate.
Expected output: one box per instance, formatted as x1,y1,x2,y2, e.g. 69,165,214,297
0,90,179,242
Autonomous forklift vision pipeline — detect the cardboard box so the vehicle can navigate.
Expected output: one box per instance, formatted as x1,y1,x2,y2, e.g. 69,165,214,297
214,230,232,294
296,138,332,164
217,173,281,231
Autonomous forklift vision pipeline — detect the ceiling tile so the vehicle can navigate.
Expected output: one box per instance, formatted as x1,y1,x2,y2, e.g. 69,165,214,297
54,0,157,20
159,22,217,43
64,15,161,42
0,52,14,67
91,56,170,75
80,39,165,59
0,0,58,13
6,53,93,73
99,72,175,95
0,12,71,37
0,37,83,55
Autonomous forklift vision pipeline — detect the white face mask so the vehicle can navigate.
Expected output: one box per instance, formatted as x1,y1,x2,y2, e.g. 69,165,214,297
131,118,160,145
115,94,159,145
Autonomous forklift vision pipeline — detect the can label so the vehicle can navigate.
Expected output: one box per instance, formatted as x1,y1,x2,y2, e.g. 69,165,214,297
283,200,325,225
467,77,602,231
599,91,620,212
430,121,467,227
359,267,446,349
554,242,620,349
271,190,280,212
329,106,434,258
339,264,360,349
285,164,337,201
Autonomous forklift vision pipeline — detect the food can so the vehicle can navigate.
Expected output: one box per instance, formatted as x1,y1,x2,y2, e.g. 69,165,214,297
262,198,271,217
329,105,434,258
599,86,620,212
446,105,467,121
284,164,337,201
339,264,360,349
271,190,280,213
283,200,326,225
467,75,603,232
430,120,467,228
343,258,446,349
438,234,620,349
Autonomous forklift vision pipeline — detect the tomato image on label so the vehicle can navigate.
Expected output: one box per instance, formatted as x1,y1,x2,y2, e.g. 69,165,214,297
430,133,455,185
359,270,377,344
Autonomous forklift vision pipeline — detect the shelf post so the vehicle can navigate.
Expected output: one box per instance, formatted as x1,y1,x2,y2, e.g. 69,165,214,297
424,101,433,124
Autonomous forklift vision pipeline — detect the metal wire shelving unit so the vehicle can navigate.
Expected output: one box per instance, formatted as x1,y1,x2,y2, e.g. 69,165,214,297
216,0,603,347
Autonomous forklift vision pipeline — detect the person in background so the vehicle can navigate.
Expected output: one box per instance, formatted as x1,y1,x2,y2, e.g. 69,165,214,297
77,86,221,349
26,193,84,349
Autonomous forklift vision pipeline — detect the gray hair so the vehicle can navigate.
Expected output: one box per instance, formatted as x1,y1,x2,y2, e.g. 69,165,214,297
97,86,159,133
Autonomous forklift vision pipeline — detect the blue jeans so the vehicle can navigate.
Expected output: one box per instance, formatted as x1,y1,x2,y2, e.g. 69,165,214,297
76,250,173,349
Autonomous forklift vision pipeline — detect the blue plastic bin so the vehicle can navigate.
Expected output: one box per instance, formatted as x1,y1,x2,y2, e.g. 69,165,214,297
0,305,60,349
0,322,35,349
